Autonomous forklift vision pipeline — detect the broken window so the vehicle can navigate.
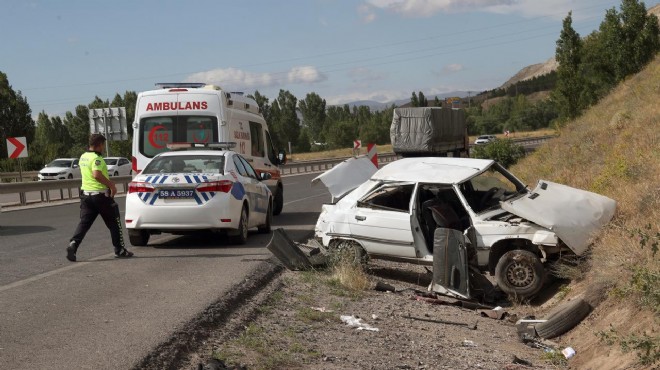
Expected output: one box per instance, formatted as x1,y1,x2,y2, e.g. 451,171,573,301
460,163,527,213
357,183,414,212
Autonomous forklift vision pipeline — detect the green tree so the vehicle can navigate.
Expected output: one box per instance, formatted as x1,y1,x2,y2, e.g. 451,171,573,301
553,12,584,120
298,92,326,143
434,96,441,107
410,91,419,107
269,90,299,151
250,90,271,125
471,139,526,168
418,91,428,107
0,71,34,165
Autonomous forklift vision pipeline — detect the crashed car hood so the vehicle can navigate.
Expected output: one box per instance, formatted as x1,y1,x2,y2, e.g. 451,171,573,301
311,156,378,199
500,180,616,255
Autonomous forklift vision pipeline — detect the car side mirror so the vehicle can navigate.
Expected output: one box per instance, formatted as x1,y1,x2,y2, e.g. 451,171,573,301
277,150,287,165
73,164,79,168
260,172,272,181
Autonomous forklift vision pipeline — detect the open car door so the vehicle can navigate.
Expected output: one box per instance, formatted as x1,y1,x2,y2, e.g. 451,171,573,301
430,228,470,299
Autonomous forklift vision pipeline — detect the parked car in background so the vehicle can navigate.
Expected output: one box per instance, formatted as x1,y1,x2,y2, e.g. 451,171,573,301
474,135,497,145
105,157,132,176
314,157,616,299
124,144,273,247
38,158,81,180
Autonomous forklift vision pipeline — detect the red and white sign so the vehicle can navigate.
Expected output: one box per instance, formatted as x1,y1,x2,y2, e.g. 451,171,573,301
7,137,28,159
367,143,378,168
353,139,362,149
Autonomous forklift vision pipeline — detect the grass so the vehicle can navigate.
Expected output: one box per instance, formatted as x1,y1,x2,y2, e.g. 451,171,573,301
511,55,660,366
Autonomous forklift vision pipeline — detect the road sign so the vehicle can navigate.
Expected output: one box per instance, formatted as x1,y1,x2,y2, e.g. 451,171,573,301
89,107,128,141
7,137,28,158
353,140,362,149
367,143,378,168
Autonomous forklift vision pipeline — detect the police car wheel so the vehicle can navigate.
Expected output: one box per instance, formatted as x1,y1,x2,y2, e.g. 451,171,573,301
273,186,284,216
258,201,273,234
129,229,150,246
232,206,249,245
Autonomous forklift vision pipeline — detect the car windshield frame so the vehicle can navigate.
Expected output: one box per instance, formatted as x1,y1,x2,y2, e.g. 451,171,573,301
458,162,528,214
141,154,226,175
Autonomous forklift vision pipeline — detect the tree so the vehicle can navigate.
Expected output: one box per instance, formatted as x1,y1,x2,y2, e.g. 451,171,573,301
553,12,584,120
434,96,441,107
250,90,271,125
269,90,299,151
410,91,419,107
298,92,326,143
0,71,34,164
418,91,428,107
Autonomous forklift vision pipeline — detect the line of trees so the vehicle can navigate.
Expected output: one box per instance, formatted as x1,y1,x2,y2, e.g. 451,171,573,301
554,0,659,121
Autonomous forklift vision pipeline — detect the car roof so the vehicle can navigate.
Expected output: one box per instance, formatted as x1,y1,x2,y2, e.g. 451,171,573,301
371,157,494,184
104,156,127,159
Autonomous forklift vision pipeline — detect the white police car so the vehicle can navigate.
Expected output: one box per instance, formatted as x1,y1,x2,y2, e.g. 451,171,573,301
124,143,273,246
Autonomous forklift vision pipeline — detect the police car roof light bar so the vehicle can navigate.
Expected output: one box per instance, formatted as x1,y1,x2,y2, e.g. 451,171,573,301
165,142,237,151
155,82,206,89
207,142,237,150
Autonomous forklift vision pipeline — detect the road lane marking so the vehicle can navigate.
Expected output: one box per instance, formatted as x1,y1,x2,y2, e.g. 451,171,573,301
284,192,328,206
0,253,115,293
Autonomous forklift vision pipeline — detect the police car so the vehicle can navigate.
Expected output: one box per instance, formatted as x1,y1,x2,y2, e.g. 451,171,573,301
124,143,273,246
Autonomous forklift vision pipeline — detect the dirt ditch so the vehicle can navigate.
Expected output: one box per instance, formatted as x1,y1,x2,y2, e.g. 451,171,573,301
164,258,576,370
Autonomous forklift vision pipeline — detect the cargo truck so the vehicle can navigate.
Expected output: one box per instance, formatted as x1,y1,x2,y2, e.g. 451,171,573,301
390,107,468,157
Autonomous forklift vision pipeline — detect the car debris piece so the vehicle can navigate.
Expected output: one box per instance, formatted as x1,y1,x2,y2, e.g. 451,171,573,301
374,281,396,292
266,228,312,270
478,308,508,320
340,315,379,332
461,339,477,347
562,347,576,359
311,156,378,200
403,314,478,330
534,298,592,339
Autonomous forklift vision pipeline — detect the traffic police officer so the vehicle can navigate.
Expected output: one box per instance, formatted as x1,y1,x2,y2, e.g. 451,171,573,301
67,134,133,261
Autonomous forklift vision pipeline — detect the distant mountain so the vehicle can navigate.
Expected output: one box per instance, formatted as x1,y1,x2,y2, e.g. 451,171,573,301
336,91,469,111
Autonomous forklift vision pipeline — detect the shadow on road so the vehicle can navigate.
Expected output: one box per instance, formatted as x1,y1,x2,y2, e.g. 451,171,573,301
0,225,55,236
272,212,320,226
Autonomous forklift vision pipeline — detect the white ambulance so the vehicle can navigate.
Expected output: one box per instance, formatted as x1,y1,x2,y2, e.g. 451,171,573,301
131,83,287,214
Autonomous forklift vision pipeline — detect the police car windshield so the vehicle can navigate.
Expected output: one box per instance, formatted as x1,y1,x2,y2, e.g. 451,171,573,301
142,155,225,175
104,159,118,165
48,160,72,167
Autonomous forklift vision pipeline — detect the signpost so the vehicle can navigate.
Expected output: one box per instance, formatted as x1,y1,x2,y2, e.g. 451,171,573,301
88,107,128,156
6,136,28,202
353,139,362,156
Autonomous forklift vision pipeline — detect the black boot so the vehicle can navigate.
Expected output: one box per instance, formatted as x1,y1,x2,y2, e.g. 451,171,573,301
66,241,78,262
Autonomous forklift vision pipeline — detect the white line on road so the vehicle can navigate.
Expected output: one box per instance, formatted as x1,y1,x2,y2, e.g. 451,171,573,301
284,192,328,206
0,253,115,293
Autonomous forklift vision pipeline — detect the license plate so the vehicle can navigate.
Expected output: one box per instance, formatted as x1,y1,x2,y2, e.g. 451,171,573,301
159,189,195,199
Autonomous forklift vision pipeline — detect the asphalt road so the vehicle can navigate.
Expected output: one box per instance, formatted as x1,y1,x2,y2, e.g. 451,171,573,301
0,172,330,370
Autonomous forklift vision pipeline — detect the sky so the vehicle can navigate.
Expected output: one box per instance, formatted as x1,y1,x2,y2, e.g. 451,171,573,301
2,0,658,118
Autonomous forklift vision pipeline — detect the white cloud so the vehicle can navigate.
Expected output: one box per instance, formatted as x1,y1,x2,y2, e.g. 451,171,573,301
348,67,386,84
364,0,590,19
358,4,377,23
184,66,326,90
442,63,464,73
326,89,407,105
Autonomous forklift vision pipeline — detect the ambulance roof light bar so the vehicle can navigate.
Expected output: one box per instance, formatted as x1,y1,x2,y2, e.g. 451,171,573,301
166,142,237,151
155,82,206,89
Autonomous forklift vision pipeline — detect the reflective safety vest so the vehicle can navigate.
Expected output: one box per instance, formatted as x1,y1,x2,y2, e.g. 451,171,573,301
79,151,109,191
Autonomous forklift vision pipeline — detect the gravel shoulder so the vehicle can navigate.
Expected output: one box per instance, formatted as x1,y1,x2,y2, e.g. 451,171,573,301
183,259,568,370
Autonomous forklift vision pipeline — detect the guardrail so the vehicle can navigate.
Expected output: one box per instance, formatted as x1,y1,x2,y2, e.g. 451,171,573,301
0,176,132,207
0,135,555,208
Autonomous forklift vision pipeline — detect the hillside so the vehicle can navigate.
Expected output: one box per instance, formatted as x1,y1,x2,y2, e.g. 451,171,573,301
511,55,660,368
500,57,558,88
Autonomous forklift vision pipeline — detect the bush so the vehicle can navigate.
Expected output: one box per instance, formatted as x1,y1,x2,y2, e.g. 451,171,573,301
471,139,526,168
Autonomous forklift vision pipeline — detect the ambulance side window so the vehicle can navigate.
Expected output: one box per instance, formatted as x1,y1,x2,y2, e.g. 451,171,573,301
265,130,277,164
232,156,248,177
238,156,258,179
249,121,264,157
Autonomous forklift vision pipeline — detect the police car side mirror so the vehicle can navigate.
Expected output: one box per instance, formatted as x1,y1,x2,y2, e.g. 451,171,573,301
277,150,287,165
260,172,272,181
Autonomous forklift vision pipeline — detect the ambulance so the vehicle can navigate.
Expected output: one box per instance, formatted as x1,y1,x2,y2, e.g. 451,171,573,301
131,83,287,215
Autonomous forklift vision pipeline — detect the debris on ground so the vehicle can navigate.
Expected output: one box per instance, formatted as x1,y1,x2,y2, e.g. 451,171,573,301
340,315,379,332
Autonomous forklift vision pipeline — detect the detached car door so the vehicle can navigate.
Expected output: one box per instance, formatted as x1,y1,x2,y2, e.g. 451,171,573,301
349,183,417,258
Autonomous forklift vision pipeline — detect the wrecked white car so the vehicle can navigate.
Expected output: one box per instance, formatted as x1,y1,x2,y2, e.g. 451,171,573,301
314,157,616,298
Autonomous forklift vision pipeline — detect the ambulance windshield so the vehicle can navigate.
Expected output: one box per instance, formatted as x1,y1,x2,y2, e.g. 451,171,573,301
140,116,218,158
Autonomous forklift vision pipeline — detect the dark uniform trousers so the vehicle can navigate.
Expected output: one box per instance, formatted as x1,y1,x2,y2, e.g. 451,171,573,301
71,193,125,253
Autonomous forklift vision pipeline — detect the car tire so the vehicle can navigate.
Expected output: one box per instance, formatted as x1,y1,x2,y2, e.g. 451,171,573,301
328,239,368,268
114,172,119,177
258,200,272,234
273,185,283,216
495,249,545,299
535,298,592,339
67,174,73,179
232,205,249,245
128,229,150,246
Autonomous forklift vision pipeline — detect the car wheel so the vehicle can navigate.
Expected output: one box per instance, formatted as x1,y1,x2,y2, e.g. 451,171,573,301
232,205,249,245
328,239,368,268
495,249,545,299
67,174,73,179
128,229,150,246
257,200,272,234
114,171,119,177
534,298,592,339
273,185,284,216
